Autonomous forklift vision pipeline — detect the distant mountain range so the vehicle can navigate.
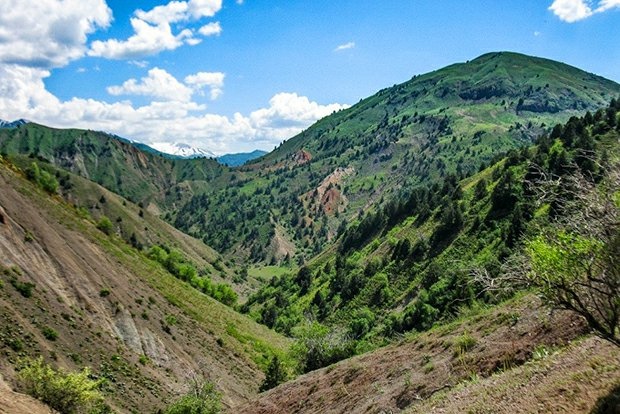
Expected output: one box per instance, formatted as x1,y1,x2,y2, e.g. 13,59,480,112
0,119,266,166
217,150,267,166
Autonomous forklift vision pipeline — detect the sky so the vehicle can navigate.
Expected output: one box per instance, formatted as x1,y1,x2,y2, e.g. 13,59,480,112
0,0,619,155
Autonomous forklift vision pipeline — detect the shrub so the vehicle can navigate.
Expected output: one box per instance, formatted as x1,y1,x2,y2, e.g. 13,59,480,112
96,216,114,235
259,355,287,392
41,326,58,341
10,278,35,298
453,331,477,355
17,357,106,414
164,380,221,414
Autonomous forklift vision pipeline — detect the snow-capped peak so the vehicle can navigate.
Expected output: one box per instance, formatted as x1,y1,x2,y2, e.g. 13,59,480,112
150,142,216,159
0,118,29,128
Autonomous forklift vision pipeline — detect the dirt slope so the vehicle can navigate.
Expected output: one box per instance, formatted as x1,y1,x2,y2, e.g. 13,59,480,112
0,162,288,412
408,336,620,413
0,374,53,414
236,296,617,414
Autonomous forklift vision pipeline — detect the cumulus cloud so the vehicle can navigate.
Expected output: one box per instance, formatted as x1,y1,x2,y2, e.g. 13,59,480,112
0,0,111,69
184,71,225,99
198,22,222,36
549,0,620,22
107,68,194,102
89,0,222,59
334,42,355,52
0,0,349,154
0,65,348,153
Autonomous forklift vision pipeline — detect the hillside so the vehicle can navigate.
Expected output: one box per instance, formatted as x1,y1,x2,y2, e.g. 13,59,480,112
238,296,619,414
2,53,618,266
0,157,289,412
174,52,620,262
241,99,620,374
0,124,233,213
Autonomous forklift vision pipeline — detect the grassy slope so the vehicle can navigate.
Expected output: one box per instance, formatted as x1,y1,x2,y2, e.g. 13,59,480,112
0,158,289,412
237,295,619,414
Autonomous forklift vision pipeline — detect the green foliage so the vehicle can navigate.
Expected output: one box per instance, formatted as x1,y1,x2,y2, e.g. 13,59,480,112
41,326,59,341
453,331,477,355
10,277,35,298
260,355,287,392
164,380,221,414
96,216,114,235
17,357,106,414
148,245,238,307
291,320,355,373
25,162,58,193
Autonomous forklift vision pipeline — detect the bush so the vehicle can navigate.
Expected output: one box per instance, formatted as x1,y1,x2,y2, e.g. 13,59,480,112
10,278,35,298
17,357,106,414
96,216,114,235
291,320,355,373
453,331,477,355
41,326,58,341
164,380,221,414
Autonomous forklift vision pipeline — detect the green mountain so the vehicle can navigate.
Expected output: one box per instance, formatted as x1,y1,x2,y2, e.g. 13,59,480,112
174,52,620,262
0,52,618,268
242,99,620,367
1,52,619,413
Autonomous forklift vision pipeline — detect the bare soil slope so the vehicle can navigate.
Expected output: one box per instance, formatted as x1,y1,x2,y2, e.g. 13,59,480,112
0,162,288,412
237,296,619,414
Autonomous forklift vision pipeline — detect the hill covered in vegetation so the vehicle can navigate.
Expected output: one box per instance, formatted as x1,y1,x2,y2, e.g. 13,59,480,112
1,52,618,266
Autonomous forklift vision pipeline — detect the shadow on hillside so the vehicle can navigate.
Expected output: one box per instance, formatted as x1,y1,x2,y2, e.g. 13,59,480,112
591,384,620,414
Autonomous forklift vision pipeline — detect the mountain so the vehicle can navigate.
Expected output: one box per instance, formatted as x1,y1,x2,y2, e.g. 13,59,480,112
217,150,268,167
241,98,620,371
0,119,28,129
1,52,619,413
0,154,289,412
149,142,217,159
173,52,620,262
0,52,618,267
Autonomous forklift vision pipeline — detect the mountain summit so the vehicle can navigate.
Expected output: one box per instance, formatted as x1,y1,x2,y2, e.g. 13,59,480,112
149,142,216,159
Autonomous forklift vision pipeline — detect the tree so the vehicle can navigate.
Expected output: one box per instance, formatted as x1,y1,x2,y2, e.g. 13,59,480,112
525,164,619,345
17,357,106,414
475,162,620,346
259,355,287,392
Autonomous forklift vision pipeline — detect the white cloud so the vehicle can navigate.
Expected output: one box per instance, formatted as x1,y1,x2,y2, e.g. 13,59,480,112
597,0,620,11
184,72,225,100
188,0,222,19
334,42,355,52
198,22,222,37
89,0,223,59
129,60,149,68
549,0,620,22
0,0,348,154
0,0,111,69
107,68,194,102
89,18,194,59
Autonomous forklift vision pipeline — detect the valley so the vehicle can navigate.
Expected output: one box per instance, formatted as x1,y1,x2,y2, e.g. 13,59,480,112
0,51,619,413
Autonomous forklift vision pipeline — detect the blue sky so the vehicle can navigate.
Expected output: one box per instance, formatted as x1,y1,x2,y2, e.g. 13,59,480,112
0,0,619,154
